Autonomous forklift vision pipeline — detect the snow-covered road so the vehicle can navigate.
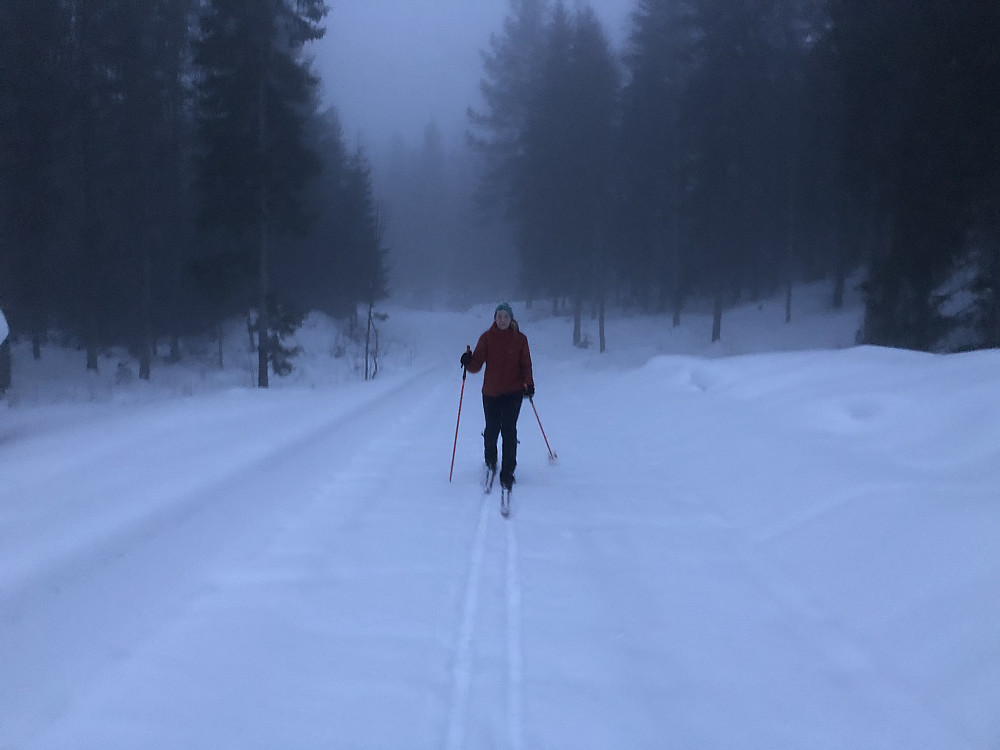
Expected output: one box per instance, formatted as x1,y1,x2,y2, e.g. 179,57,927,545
2,302,998,748
2,368,475,747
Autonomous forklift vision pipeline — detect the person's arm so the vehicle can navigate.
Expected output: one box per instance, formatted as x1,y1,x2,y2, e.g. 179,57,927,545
466,333,488,374
520,336,534,392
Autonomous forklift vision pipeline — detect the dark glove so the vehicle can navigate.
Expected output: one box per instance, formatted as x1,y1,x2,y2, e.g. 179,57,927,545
460,351,472,368
524,383,535,399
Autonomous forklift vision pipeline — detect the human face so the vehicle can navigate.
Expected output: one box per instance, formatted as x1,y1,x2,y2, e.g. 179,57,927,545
495,310,512,330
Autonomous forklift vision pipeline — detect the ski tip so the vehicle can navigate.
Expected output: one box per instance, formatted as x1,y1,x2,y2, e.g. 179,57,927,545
500,486,511,517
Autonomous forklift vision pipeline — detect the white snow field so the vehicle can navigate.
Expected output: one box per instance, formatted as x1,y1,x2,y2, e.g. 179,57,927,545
1,284,998,749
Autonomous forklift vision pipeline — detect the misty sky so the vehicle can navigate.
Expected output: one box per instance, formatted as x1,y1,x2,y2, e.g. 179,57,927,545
313,0,631,152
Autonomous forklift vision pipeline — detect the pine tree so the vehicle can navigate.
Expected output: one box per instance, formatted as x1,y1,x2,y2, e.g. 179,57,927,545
145,0,200,368
472,1,618,342
831,0,1000,349
469,0,551,303
562,7,620,350
0,0,73,358
342,148,389,315
681,0,798,341
64,0,139,371
619,0,697,320
194,0,326,387
469,0,550,209
515,1,575,307
272,107,349,316
108,0,200,380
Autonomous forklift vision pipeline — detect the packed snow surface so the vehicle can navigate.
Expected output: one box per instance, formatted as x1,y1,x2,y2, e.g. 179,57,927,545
1,285,998,749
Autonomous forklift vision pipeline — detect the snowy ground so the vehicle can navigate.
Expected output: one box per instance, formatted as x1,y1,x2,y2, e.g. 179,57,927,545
1,283,998,749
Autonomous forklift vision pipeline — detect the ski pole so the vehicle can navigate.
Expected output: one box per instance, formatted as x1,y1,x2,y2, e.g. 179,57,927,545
528,396,557,462
449,346,471,482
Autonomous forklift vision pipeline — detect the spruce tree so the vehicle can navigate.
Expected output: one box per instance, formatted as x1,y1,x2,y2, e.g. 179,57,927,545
681,0,795,341
469,0,551,303
831,0,1000,349
562,7,620,349
65,0,138,370
516,1,575,307
194,0,326,387
0,0,72,357
619,0,697,319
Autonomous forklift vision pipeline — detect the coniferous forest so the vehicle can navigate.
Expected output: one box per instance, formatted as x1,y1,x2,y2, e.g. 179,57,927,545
1,0,998,387
0,0,386,386
469,0,1000,352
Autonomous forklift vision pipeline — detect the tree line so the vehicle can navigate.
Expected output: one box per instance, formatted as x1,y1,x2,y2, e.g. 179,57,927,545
470,0,1000,351
0,0,387,386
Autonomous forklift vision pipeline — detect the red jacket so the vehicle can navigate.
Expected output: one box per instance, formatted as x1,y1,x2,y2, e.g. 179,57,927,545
466,321,534,397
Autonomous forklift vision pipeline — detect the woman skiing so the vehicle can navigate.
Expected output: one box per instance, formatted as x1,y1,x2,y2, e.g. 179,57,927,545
460,303,534,491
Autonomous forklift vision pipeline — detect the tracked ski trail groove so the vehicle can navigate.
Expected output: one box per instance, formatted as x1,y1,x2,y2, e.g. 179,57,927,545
445,495,491,750
505,519,524,750
444,488,524,750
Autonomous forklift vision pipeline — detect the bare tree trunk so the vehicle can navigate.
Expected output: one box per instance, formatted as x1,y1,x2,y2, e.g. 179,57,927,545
0,341,11,393
75,1,101,375
671,239,683,328
991,240,1000,346
833,252,846,310
257,278,269,389
245,313,255,351
256,81,270,389
86,342,99,372
572,297,582,346
365,301,373,381
785,280,793,325
598,297,606,353
25,233,46,361
785,137,799,325
712,291,723,342
832,201,847,309
139,344,151,380
139,250,152,380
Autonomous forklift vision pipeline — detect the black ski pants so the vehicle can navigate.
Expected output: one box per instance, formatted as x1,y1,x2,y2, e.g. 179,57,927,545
483,392,523,486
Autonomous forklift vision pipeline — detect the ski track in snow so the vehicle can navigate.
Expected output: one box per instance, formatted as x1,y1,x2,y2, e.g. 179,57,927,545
505,518,524,750
444,495,489,750
3,361,536,750
445,482,525,750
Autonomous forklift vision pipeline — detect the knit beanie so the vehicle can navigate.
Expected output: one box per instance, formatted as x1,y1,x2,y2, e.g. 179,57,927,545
495,302,514,318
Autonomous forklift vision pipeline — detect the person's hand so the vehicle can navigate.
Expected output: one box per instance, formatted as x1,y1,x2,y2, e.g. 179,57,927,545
524,383,535,399
460,351,471,368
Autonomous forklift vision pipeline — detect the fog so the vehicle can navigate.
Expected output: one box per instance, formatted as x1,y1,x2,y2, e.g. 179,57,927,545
311,1,631,308
315,1,629,151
